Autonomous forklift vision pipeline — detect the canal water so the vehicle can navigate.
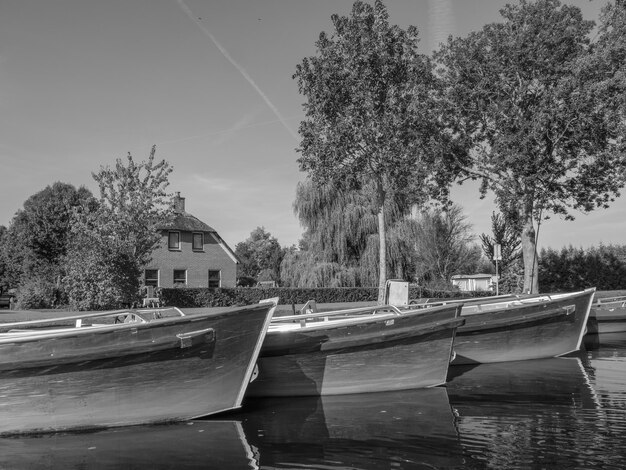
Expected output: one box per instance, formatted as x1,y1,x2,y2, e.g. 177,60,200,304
1,333,625,469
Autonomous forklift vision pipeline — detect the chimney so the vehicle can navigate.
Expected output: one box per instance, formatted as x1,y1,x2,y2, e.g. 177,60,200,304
174,192,186,213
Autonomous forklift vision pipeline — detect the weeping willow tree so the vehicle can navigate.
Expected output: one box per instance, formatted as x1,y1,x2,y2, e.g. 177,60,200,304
280,178,419,288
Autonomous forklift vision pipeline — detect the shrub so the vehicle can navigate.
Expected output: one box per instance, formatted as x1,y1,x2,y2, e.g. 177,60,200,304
159,286,491,308
14,279,57,310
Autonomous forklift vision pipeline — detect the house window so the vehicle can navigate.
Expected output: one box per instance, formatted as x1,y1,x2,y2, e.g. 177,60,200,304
168,231,181,250
208,270,221,289
173,269,187,285
144,269,159,288
193,232,204,251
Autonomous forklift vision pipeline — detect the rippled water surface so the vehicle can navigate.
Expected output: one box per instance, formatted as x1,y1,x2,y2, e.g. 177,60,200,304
1,333,625,469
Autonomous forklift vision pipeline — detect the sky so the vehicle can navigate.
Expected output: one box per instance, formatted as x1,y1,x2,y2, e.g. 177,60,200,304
1,0,622,251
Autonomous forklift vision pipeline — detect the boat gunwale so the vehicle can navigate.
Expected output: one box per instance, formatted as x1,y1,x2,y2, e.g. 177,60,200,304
0,302,276,344
268,303,462,334
454,288,595,317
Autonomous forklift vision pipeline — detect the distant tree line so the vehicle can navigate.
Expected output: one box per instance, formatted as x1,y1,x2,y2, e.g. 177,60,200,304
539,244,626,292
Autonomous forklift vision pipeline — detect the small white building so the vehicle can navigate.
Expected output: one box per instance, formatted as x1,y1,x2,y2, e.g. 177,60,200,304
451,274,495,292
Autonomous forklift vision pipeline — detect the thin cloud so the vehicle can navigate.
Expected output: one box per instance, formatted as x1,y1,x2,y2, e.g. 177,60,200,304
191,174,236,192
175,0,299,142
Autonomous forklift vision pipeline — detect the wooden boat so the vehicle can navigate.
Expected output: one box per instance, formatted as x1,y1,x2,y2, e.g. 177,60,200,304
587,295,626,334
0,300,276,435
246,302,464,397
420,288,595,365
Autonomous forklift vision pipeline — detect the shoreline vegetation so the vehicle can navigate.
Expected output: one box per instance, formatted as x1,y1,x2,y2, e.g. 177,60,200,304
1,290,624,323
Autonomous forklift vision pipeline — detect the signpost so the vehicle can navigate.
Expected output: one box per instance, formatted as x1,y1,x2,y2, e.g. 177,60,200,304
493,244,502,295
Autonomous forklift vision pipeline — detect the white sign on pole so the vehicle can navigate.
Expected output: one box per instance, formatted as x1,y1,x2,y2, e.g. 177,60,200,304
493,244,502,261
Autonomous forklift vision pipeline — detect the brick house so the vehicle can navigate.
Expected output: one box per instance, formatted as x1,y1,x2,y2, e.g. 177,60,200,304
143,193,238,289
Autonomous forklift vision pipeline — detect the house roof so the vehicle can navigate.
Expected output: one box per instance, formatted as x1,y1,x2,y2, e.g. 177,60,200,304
159,212,217,233
158,193,239,264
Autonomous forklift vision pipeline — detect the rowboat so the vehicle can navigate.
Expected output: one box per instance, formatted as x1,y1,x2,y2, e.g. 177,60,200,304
246,302,464,397
587,295,626,334
417,288,595,364
0,300,276,435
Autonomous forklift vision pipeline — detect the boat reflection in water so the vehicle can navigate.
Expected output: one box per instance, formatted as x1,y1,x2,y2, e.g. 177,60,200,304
239,386,465,469
0,420,258,470
584,331,626,418
584,329,626,350
447,356,625,469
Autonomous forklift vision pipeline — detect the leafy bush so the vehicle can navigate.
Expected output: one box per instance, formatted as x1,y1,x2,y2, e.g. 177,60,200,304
160,286,491,308
14,279,57,310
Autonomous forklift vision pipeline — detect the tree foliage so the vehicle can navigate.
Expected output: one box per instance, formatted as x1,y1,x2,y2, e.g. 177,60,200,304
480,212,522,273
63,146,174,310
0,226,8,294
281,179,418,288
480,211,523,294
294,0,462,301
540,244,626,292
13,182,94,267
413,204,489,289
437,0,626,293
0,183,94,307
235,227,285,283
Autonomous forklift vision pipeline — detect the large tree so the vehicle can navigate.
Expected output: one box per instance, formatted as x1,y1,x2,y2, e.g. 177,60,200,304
64,146,174,310
235,227,285,284
480,211,522,275
285,178,419,287
413,204,488,289
294,0,460,302
0,183,93,306
437,0,626,293
480,211,524,294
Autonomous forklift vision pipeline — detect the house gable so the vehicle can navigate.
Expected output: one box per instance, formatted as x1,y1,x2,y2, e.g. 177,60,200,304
145,193,238,288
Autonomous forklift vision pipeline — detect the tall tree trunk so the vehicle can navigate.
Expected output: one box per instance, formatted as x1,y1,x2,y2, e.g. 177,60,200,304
520,208,539,294
376,180,387,305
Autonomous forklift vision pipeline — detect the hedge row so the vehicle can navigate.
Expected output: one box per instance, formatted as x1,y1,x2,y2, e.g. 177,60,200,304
159,286,493,308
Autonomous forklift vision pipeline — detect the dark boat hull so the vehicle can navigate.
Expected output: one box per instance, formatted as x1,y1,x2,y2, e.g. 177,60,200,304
452,289,594,364
0,303,274,435
247,304,463,397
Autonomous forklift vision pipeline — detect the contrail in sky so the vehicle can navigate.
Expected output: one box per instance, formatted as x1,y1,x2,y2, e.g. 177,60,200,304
175,0,299,141
428,0,454,52
158,115,301,145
